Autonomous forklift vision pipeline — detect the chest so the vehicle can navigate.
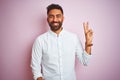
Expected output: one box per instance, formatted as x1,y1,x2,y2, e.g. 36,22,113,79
42,36,76,59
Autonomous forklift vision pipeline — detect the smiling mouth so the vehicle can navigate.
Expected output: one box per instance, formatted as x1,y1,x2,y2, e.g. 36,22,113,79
53,23,59,25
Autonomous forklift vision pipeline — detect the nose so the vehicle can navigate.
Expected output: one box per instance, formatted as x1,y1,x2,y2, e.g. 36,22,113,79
53,16,58,22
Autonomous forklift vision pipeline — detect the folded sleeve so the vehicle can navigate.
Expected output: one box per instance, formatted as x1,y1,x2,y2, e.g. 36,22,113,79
31,38,43,80
75,35,92,66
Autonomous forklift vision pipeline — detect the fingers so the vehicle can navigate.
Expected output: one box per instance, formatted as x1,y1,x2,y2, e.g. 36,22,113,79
83,22,89,33
88,29,93,35
86,29,93,42
83,22,93,37
86,29,93,36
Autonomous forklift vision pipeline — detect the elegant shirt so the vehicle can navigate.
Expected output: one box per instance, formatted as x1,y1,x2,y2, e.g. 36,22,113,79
31,29,91,80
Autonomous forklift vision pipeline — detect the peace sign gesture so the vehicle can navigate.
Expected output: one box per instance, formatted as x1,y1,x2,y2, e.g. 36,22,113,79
83,22,93,46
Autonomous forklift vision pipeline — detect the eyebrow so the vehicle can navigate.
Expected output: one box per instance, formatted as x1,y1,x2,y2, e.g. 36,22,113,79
48,13,62,16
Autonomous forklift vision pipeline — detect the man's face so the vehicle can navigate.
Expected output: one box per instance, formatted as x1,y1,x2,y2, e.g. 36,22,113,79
47,9,64,31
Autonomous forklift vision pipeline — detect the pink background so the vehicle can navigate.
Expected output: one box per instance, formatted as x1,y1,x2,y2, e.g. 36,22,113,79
0,0,120,80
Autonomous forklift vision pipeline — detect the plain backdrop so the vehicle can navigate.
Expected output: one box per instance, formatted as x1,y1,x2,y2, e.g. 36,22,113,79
0,0,120,80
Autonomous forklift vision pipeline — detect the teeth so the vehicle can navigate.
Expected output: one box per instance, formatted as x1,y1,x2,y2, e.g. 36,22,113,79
53,23,58,25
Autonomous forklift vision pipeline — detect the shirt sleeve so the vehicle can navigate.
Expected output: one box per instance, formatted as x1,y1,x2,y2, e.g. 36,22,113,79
30,38,43,80
75,35,92,66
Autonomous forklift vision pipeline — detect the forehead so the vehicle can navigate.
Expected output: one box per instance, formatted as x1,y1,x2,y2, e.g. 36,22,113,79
48,9,63,15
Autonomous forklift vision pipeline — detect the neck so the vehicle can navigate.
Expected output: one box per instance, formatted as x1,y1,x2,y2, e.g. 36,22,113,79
52,27,63,35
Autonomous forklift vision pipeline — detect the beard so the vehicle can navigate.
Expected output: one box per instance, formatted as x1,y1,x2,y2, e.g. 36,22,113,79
48,21,63,31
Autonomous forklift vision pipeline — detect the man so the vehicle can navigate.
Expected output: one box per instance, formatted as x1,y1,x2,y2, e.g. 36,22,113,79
31,4,93,80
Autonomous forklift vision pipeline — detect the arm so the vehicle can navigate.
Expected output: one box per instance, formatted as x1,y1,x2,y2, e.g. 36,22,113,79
83,22,93,55
85,42,92,55
75,22,93,66
75,35,91,66
31,38,43,80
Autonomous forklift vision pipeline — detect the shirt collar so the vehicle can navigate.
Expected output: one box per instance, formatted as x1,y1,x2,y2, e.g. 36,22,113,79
48,28,65,37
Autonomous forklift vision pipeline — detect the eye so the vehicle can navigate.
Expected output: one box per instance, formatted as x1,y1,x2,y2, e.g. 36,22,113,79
48,15,54,18
56,14,62,18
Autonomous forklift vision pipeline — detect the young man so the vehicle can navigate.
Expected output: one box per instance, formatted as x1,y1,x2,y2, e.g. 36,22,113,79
31,4,93,80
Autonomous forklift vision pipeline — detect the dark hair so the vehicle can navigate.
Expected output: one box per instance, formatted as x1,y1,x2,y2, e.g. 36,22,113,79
47,4,64,14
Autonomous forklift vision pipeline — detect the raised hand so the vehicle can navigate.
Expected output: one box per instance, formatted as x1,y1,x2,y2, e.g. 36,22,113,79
83,22,93,46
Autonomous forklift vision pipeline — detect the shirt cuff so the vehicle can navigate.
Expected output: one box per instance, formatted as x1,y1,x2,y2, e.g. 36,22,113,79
34,74,43,80
83,50,92,66
84,50,92,57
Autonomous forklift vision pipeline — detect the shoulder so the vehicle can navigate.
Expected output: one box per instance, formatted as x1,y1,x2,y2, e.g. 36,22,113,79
64,30,78,38
34,31,48,43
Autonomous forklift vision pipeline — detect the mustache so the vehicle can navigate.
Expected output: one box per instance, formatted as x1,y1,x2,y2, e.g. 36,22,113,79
51,21,60,24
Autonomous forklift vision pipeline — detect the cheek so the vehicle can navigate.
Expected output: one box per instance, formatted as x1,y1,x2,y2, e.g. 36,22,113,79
59,18,64,22
47,18,53,23
60,17,64,22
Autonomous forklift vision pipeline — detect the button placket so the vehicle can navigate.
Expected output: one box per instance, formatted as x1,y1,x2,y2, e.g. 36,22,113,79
57,36,63,80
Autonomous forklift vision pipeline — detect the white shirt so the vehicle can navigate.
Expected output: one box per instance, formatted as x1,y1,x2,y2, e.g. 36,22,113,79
31,29,91,80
